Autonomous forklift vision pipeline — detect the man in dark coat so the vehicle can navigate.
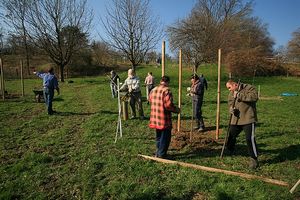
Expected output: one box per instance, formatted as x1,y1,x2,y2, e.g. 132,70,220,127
190,74,206,132
226,79,259,169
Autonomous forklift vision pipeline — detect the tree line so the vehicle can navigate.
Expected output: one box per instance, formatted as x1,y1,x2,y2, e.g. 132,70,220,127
0,0,299,81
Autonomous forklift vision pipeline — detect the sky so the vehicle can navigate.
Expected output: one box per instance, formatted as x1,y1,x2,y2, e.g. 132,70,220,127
89,0,300,51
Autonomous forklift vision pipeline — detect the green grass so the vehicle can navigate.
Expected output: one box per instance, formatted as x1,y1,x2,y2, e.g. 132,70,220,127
1,63,299,199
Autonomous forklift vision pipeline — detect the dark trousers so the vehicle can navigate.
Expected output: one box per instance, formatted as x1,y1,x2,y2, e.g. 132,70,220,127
193,96,204,127
146,84,154,101
226,123,258,159
129,91,144,117
156,129,172,157
43,88,54,115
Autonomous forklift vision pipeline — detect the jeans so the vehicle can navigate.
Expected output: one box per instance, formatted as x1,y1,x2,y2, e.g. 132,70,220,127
43,87,54,115
156,129,172,157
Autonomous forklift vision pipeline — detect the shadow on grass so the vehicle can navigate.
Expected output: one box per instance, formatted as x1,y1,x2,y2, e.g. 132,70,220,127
53,111,96,116
53,97,64,101
99,110,119,115
170,143,251,160
260,144,300,164
204,100,228,104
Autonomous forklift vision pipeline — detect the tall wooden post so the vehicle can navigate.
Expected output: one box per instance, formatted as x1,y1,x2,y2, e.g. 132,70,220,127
177,49,182,132
20,60,25,97
0,59,2,93
162,41,165,77
0,58,5,100
216,49,221,140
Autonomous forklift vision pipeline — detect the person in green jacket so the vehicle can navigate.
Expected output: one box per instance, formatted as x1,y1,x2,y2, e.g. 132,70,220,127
225,80,259,169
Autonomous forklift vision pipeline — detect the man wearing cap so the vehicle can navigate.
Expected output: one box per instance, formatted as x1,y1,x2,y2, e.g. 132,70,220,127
120,69,144,119
190,74,206,132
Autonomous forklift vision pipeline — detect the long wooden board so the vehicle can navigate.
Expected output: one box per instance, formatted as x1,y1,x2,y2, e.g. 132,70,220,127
138,154,289,187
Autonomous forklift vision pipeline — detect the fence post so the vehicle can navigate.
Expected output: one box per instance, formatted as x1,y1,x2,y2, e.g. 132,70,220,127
177,49,182,132
21,60,25,97
216,49,221,140
0,58,5,100
162,41,165,77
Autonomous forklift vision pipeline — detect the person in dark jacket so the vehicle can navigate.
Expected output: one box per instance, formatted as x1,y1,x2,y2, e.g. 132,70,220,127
190,74,206,132
34,67,59,115
225,79,259,169
110,70,120,98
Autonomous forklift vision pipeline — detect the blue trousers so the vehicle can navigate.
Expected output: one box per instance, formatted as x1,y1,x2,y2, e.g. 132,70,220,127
43,88,54,115
156,129,171,158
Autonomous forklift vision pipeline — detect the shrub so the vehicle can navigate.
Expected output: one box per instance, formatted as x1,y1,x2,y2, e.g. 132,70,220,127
225,48,286,77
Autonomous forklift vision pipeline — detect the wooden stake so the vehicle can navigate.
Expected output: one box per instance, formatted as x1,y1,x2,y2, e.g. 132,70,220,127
138,154,289,187
216,49,221,139
290,179,300,193
0,58,5,100
162,41,165,77
0,59,2,93
20,60,25,97
177,49,182,132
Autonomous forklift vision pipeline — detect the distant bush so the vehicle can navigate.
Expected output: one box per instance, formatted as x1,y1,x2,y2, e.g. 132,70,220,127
225,49,286,77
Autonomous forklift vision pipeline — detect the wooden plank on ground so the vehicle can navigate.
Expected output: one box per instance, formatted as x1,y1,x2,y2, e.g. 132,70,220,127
290,179,300,193
138,154,289,187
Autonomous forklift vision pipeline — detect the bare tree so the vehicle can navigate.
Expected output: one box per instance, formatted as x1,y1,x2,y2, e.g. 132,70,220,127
167,0,258,72
91,40,112,66
287,28,300,62
26,0,93,82
102,0,163,69
1,0,32,75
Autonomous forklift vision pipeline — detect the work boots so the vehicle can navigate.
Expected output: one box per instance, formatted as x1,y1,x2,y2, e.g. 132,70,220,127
194,119,205,132
198,119,205,132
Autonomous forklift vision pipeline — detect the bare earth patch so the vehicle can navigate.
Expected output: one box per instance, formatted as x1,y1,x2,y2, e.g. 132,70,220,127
170,127,223,151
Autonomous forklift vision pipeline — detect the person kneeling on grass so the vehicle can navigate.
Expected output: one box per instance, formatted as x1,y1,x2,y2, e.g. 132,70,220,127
149,76,180,159
34,67,60,115
225,79,259,169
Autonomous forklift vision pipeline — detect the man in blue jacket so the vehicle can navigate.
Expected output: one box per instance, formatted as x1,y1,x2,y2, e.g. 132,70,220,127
34,67,60,115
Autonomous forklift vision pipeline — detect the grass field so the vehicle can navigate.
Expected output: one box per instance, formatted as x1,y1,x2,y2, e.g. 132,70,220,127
1,63,300,199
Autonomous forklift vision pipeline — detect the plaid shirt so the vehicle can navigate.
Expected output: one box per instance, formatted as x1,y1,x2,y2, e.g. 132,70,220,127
149,83,179,130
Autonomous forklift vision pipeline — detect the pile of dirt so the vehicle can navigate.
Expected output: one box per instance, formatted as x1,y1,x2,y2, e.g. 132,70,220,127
170,129,223,151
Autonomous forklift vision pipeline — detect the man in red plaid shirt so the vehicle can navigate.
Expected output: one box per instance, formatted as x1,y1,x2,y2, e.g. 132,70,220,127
149,76,180,158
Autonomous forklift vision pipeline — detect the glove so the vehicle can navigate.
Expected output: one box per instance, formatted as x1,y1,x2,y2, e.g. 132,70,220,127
230,107,240,117
187,87,191,92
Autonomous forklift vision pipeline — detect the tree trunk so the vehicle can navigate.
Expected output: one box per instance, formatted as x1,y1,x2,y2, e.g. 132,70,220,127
60,64,65,82
25,45,30,75
131,63,137,71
